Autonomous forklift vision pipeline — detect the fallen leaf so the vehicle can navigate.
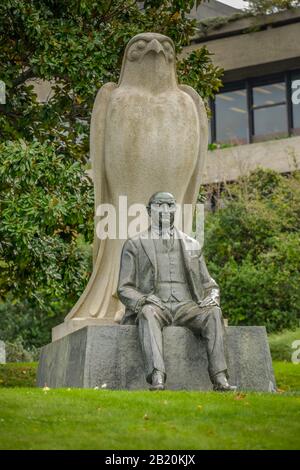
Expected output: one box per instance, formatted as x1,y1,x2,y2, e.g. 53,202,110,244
234,393,247,400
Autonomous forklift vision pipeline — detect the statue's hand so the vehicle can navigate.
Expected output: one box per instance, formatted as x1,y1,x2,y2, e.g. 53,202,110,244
199,291,219,308
146,294,166,311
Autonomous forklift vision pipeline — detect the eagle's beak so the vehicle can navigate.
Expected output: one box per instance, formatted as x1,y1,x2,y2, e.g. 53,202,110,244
143,39,166,58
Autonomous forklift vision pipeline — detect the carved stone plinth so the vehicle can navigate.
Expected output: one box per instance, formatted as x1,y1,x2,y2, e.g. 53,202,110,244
37,325,276,392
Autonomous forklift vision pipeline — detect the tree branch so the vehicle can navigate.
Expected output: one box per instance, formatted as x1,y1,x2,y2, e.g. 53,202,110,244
12,68,35,88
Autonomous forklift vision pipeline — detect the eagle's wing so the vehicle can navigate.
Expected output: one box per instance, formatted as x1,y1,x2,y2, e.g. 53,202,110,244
179,84,208,237
90,82,118,263
179,84,208,206
65,83,117,321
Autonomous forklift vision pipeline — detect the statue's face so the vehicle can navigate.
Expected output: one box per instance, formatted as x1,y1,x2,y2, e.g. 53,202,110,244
149,197,176,232
127,34,175,64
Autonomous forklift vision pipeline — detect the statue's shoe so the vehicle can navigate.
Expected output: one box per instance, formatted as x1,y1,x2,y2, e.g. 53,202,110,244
213,383,237,392
213,371,237,392
149,370,165,391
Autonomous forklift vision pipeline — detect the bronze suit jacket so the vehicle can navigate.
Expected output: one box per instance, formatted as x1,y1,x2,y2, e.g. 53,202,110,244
117,227,219,320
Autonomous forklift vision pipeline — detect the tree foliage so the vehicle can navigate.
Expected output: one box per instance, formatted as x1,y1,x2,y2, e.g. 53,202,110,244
177,47,223,102
204,169,300,332
246,0,300,15
0,0,222,162
0,140,93,346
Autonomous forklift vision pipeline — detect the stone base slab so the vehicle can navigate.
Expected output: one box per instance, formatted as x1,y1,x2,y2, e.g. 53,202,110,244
52,318,116,342
38,325,276,391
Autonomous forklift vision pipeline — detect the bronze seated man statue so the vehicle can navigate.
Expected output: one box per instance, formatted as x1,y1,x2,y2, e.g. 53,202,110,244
117,192,236,392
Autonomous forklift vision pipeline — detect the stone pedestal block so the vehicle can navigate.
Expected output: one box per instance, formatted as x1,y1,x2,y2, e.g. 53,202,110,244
37,325,276,392
52,318,115,342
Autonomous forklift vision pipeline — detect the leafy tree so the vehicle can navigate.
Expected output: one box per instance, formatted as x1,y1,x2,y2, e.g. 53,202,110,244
0,0,222,162
204,169,300,332
246,0,300,15
0,140,93,346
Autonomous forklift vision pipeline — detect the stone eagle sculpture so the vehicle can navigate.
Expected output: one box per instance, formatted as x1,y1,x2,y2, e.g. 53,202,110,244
66,32,208,322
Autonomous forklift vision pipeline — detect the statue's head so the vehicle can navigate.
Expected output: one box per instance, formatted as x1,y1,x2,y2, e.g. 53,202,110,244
147,191,176,232
125,32,175,64
118,33,177,90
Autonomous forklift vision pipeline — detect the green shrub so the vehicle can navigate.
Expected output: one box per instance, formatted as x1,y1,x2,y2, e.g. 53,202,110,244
204,169,300,332
5,338,39,363
0,301,66,350
0,139,93,347
0,362,37,387
269,328,300,361
247,0,300,15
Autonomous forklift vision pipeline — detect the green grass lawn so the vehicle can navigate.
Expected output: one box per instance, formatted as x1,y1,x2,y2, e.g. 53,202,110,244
1,326,300,451
273,361,300,392
0,361,299,450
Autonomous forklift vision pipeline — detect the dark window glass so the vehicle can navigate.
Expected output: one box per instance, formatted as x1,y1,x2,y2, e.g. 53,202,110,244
215,89,248,144
212,74,300,145
252,82,287,139
253,105,287,137
253,82,285,107
291,73,300,133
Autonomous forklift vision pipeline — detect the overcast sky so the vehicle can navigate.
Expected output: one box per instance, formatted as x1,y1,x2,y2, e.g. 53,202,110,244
219,0,249,9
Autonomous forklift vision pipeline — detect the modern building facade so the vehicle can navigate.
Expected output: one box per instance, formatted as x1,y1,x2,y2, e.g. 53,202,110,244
184,7,300,184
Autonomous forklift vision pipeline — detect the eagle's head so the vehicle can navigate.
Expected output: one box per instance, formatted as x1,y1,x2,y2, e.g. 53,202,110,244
126,32,175,64
119,32,177,91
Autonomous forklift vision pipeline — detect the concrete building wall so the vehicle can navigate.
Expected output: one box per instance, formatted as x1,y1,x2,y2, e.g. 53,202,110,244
184,9,300,82
29,79,54,103
203,136,300,184
186,23,300,82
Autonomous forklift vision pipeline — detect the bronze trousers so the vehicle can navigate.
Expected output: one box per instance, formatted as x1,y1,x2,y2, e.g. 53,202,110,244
137,299,227,384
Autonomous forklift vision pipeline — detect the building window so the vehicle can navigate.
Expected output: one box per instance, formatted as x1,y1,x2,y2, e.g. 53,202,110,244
211,70,300,145
215,88,248,144
252,81,288,141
